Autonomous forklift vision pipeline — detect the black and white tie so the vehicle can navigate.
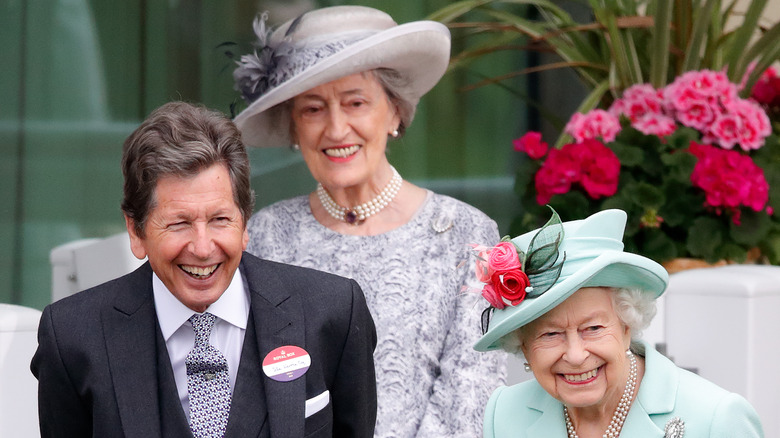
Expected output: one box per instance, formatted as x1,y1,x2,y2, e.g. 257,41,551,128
186,312,231,438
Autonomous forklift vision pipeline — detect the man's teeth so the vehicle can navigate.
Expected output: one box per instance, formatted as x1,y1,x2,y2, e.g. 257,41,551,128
181,265,217,277
324,145,360,157
564,368,598,382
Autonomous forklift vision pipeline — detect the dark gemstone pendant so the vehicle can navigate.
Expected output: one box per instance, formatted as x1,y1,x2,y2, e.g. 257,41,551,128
345,210,358,224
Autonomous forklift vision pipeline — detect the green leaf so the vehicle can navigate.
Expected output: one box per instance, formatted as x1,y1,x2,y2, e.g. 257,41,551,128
729,210,771,247
623,181,665,209
427,0,494,23
650,0,673,87
681,0,718,72
638,229,678,264
725,0,768,78
686,216,724,260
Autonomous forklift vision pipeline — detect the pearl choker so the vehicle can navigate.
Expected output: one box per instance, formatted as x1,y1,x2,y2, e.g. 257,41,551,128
316,166,403,225
564,350,637,438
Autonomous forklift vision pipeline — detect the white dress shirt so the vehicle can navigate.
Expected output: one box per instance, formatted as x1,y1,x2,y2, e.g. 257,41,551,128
153,268,250,419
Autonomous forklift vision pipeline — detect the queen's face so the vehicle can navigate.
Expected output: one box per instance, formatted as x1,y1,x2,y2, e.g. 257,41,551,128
519,287,632,411
290,71,400,191
126,163,249,313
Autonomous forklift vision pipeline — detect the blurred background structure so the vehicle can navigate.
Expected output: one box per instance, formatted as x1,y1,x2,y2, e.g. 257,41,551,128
1,0,532,311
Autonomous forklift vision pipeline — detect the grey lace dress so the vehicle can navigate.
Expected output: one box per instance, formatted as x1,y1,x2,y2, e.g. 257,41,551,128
246,191,507,437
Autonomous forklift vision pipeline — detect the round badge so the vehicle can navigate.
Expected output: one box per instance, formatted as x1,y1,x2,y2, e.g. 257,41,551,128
262,345,311,382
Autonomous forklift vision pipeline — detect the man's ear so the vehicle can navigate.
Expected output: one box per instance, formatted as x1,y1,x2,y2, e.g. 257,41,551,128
125,215,148,260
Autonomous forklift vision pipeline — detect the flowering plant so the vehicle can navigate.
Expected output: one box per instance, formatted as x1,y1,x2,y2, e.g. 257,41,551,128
432,1,780,264
513,70,780,264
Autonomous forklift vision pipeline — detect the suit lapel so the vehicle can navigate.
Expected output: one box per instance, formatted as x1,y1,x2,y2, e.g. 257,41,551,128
241,256,307,438
225,311,269,437
103,263,165,438
525,388,569,438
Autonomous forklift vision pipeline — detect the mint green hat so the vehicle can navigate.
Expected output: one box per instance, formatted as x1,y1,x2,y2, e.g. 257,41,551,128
473,209,669,352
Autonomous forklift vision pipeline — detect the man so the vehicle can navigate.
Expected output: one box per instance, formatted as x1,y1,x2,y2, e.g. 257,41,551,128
31,101,377,438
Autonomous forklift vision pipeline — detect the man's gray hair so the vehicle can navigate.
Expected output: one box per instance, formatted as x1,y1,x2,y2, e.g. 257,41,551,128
121,101,255,236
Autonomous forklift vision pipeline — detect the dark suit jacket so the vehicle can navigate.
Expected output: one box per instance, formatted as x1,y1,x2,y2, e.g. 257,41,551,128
31,252,377,437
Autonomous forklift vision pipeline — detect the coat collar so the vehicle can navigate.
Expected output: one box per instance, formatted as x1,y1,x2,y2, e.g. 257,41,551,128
525,384,568,437
237,253,306,438
104,262,166,438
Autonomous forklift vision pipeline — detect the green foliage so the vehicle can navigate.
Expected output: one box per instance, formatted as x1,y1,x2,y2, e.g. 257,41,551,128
431,0,779,104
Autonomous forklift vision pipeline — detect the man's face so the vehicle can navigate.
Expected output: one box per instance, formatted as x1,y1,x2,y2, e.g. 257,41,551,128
126,163,248,312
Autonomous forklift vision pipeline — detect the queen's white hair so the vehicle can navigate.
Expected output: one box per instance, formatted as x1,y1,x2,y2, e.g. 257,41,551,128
499,287,657,357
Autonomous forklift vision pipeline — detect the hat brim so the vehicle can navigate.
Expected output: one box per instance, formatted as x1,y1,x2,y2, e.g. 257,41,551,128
233,21,451,148
473,250,668,352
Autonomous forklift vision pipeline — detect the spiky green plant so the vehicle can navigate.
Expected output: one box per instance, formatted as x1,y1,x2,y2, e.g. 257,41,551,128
430,0,780,112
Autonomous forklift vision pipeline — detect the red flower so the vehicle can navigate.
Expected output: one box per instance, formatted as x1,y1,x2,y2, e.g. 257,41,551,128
513,131,549,159
689,141,770,223
490,269,530,306
573,139,620,199
532,140,620,204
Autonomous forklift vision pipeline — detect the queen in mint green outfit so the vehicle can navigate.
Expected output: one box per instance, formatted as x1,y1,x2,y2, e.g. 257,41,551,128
472,209,763,438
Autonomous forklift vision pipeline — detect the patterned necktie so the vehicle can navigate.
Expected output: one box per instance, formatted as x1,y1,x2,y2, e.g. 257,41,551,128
186,312,232,438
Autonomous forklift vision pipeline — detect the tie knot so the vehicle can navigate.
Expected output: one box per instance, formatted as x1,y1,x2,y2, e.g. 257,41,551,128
189,312,217,347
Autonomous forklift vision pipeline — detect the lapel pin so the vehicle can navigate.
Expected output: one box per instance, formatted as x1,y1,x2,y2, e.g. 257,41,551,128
262,345,311,382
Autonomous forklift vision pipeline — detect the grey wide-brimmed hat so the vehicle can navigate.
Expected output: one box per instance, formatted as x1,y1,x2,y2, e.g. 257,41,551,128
473,209,669,352
232,5,451,148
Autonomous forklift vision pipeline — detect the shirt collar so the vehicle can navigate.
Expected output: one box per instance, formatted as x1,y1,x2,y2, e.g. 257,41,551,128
153,267,250,341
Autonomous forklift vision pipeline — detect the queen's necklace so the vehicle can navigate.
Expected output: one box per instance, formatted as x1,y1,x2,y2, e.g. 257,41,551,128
564,350,638,438
316,166,403,225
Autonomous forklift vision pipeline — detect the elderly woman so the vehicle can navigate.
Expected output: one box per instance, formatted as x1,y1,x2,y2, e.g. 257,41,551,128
472,209,764,438
231,5,506,437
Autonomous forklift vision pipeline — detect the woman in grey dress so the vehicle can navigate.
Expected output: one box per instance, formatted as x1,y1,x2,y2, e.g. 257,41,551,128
232,5,506,437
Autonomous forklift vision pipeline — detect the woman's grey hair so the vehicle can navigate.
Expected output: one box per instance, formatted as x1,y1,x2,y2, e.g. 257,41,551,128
285,68,417,147
121,101,255,237
499,287,657,357
372,68,416,137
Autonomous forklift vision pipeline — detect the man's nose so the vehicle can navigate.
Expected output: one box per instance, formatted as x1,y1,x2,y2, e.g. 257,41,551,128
189,224,214,258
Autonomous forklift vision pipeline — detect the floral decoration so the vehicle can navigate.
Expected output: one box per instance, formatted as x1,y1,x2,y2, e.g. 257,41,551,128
513,69,780,265
473,208,565,331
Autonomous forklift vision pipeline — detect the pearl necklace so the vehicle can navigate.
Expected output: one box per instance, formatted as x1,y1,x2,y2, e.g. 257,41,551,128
316,166,403,225
564,350,637,438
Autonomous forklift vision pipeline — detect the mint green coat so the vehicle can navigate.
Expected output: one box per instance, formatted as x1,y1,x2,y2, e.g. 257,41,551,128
483,341,764,437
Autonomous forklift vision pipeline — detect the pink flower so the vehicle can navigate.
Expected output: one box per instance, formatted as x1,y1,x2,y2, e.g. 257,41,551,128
632,113,677,137
609,84,665,122
565,110,621,143
488,242,521,272
513,131,549,159
481,284,506,310
675,98,718,131
706,113,742,149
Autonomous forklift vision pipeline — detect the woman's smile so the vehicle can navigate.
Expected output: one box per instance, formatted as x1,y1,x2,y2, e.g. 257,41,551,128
561,366,600,384
323,144,361,161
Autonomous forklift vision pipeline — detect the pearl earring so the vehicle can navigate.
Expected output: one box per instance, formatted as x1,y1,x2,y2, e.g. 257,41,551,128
523,362,532,372
291,143,300,151
391,129,399,138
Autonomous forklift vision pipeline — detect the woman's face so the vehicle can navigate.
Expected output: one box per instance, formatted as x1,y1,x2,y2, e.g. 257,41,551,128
291,71,400,191
519,287,632,411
